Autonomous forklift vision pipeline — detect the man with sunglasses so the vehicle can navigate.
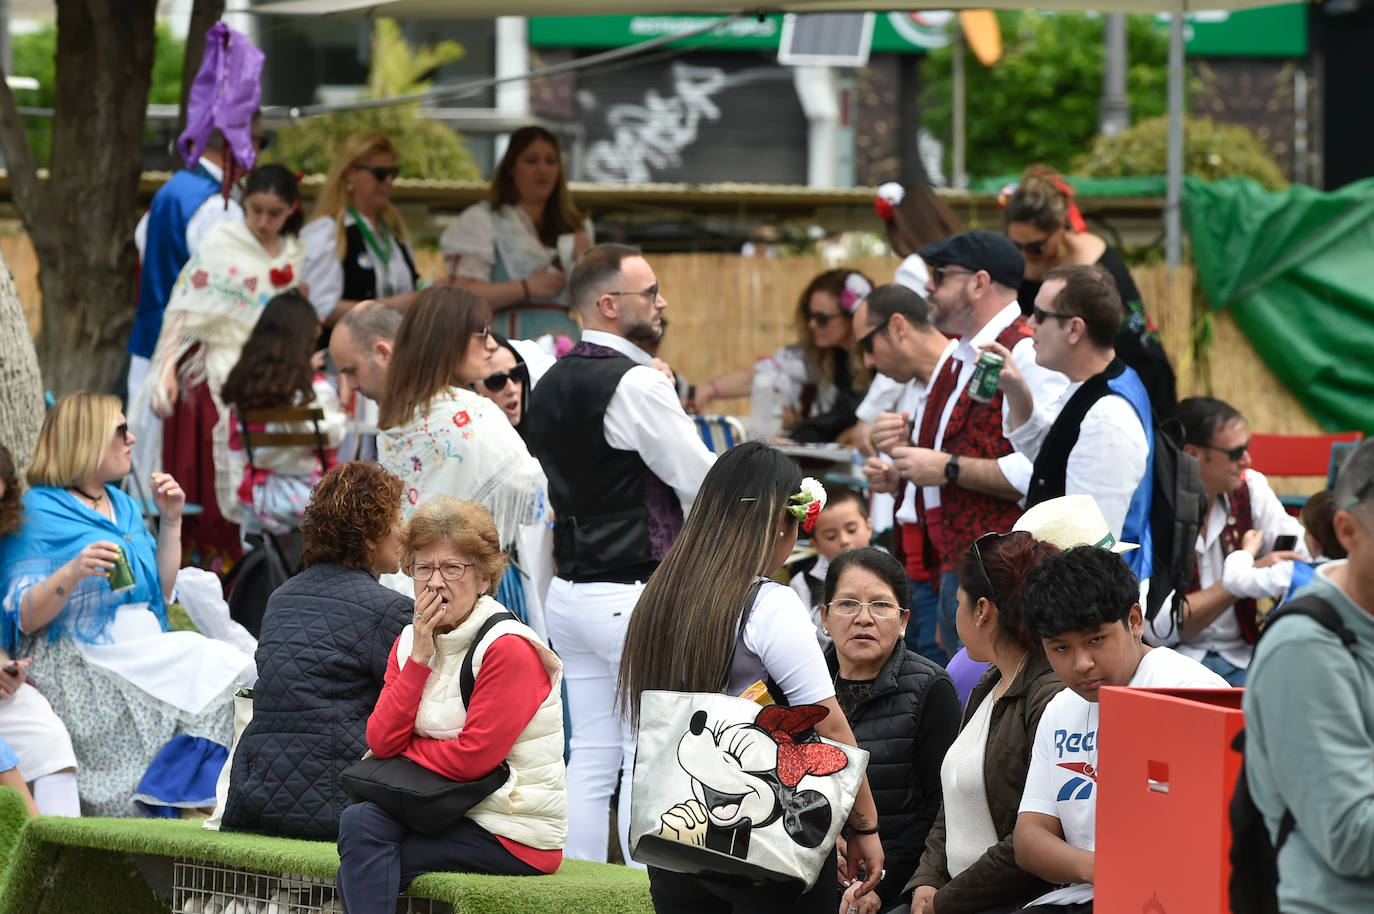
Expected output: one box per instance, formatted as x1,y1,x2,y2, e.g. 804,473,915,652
1243,440,1374,912
524,243,714,865
983,266,1152,573
1144,396,1306,685
865,231,1068,657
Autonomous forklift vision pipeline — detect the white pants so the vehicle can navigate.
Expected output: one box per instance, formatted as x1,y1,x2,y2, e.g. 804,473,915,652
544,576,643,865
0,683,78,782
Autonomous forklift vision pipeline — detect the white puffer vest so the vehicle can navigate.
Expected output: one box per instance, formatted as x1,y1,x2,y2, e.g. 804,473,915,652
397,595,567,849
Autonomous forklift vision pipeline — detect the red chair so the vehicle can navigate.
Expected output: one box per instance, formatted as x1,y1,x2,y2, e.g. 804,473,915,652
1247,432,1364,513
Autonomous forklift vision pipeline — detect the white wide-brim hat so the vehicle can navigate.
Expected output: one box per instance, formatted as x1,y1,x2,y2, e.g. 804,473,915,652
1013,494,1139,554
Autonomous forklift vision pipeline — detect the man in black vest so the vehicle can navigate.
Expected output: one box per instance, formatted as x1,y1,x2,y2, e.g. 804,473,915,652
989,265,1153,559
525,243,715,864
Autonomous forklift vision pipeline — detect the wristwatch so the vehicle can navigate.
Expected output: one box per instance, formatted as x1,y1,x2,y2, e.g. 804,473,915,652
944,453,961,486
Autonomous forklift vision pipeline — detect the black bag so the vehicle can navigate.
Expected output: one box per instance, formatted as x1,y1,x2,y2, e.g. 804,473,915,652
223,530,294,638
1228,594,1357,914
1143,417,1209,635
340,612,518,836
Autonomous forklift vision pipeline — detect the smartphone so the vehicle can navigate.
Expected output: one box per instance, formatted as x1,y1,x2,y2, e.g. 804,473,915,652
1,662,19,677
1273,534,1298,552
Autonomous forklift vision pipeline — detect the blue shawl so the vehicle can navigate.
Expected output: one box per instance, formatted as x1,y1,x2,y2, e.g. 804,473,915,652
0,486,167,653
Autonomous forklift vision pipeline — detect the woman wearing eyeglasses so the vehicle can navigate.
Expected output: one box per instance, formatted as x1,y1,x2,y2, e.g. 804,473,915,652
820,547,961,914
377,287,550,632
335,496,566,913
906,531,1066,914
302,132,420,333
1001,164,1176,418
695,269,875,444
441,126,592,339
0,393,253,816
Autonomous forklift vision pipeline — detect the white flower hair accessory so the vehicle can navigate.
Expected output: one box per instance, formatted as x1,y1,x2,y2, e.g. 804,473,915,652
874,182,906,223
840,272,874,314
787,477,827,533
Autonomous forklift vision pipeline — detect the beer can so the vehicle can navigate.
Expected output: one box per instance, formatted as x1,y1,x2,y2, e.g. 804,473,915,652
108,544,136,594
968,351,1005,403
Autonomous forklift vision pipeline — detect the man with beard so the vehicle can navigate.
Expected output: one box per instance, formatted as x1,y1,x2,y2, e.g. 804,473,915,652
525,243,714,865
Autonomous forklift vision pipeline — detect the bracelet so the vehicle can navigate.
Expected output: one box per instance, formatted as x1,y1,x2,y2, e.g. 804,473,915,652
711,381,722,398
850,823,879,835
521,278,530,299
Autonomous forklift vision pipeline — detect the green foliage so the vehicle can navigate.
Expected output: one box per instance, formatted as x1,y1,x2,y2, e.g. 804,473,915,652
268,18,479,181
919,12,1169,180
10,23,184,165
1073,115,1289,190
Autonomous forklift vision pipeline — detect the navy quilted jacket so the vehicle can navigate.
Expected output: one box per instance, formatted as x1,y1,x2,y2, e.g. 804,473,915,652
222,563,412,839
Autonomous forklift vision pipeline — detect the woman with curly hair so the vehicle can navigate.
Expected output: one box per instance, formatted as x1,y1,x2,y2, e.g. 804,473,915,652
222,290,346,539
695,269,874,443
222,461,412,839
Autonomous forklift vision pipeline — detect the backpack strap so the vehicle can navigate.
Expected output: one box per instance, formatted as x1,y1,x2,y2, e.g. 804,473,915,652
459,611,519,707
718,580,769,694
1255,592,1356,853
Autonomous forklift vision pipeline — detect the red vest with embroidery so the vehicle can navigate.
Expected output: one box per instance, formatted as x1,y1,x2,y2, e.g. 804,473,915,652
919,317,1035,573
1187,479,1259,643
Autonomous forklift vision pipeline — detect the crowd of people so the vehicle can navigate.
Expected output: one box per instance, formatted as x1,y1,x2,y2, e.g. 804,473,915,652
0,124,1370,914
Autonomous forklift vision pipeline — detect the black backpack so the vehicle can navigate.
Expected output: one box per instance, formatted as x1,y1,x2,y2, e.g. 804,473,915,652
1143,417,1209,635
1228,594,1358,914
223,530,296,638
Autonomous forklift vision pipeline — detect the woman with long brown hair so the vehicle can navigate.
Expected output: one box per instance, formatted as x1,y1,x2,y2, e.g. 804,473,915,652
377,286,550,629
618,441,884,913
440,125,592,337
302,132,419,329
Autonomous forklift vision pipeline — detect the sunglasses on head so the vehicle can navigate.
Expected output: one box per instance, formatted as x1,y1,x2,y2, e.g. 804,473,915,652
1203,439,1251,463
353,164,400,182
479,364,528,393
806,310,843,328
971,531,1004,606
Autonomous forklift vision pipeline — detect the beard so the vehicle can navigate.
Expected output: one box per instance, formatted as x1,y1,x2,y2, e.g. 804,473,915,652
623,315,665,347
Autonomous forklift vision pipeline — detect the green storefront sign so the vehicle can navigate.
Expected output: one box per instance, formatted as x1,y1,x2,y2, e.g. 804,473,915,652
529,7,1308,59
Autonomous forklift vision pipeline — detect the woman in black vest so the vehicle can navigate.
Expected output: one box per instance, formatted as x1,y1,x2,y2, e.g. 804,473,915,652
301,132,419,336
821,548,962,913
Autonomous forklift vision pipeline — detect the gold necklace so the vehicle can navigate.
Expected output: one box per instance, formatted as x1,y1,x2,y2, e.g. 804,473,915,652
992,652,1029,701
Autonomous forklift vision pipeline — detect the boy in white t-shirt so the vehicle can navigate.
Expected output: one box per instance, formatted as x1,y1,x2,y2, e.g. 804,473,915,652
1012,545,1228,911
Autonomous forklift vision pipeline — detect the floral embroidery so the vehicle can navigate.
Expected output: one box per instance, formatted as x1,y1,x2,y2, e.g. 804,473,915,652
244,276,258,292
191,270,209,289
269,264,294,287
453,411,471,428
411,456,422,472
407,487,419,505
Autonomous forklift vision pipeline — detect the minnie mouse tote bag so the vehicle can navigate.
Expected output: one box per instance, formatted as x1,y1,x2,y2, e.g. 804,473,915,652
628,690,869,890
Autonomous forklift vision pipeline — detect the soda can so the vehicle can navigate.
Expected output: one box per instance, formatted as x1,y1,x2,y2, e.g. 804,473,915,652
108,544,136,594
968,351,1005,403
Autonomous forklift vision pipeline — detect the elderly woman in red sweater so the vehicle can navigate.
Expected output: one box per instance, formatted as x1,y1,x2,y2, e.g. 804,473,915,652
335,497,566,913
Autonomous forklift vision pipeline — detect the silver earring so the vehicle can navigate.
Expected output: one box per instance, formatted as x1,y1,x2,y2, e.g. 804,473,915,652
822,629,830,636
777,530,784,538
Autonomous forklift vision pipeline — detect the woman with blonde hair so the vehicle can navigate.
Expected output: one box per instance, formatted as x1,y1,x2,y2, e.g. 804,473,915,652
0,393,251,816
441,125,592,338
335,496,565,912
302,131,419,329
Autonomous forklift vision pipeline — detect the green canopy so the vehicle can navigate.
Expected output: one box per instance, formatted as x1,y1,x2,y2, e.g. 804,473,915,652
1184,175,1374,434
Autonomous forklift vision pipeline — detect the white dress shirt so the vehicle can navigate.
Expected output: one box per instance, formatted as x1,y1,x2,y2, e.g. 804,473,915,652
301,212,416,321
1005,381,1149,539
888,340,957,527
1144,468,1307,667
134,159,243,261
580,330,716,513
922,302,1070,511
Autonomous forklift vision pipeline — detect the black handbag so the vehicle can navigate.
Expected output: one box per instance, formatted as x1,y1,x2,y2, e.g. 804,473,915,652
340,612,517,836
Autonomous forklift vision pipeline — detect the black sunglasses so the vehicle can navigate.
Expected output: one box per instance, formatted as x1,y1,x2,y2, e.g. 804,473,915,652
806,310,844,328
353,164,400,182
932,266,977,286
971,531,1003,606
1011,238,1050,256
1032,305,1074,324
858,316,892,353
1202,438,1251,463
479,364,529,393
115,423,129,443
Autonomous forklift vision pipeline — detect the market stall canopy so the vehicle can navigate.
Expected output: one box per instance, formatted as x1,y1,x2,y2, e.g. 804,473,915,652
248,0,1302,16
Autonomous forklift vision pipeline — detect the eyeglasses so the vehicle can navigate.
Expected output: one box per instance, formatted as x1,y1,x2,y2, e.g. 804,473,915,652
608,283,660,301
114,423,129,443
828,599,905,619
1202,439,1251,463
406,561,474,582
806,311,843,328
1032,305,1074,324
353,164,401,182
931,266,977,286
478,364,528,392
858,316,892,353
1011,238,1051,256
472,326,492,343
970,531,1003,606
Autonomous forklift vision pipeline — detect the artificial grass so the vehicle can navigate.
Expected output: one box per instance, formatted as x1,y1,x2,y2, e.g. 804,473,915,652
0,796,653,914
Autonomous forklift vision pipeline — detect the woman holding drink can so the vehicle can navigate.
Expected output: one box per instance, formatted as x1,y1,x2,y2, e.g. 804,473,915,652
0,393,252,816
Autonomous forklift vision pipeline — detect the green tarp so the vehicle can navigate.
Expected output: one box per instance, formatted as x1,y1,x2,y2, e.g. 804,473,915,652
1183,176,1374,435
971,174,1167,196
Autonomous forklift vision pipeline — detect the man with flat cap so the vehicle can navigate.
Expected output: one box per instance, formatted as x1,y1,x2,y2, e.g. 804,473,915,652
865,230,1068,655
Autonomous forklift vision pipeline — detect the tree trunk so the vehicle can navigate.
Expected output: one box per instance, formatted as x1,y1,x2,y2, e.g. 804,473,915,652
0,250,46,482
0,0,159,397
176,0,228,140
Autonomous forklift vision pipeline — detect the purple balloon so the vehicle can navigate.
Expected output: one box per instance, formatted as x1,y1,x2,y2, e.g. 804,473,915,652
177,22,264,174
